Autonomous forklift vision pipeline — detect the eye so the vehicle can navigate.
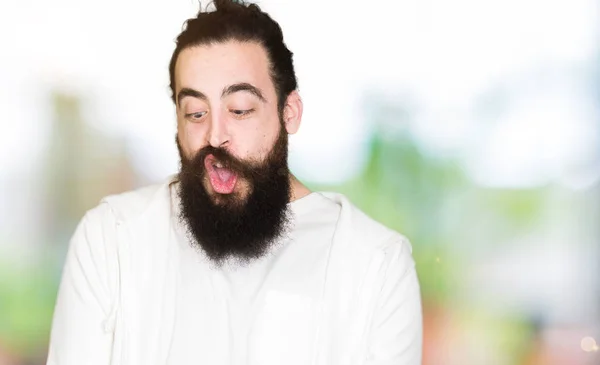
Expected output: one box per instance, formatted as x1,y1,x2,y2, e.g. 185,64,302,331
230,109,254,118
185,111,207,122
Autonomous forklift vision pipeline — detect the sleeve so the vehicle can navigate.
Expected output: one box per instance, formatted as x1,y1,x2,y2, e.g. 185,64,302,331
46,202,120,365
365,237,423,365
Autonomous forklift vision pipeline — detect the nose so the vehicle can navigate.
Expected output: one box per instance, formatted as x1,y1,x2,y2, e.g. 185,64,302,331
207,112,230,148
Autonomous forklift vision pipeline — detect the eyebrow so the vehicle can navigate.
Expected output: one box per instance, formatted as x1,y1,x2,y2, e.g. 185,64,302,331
177,88,207,107
222,83,266,103
177,83,267,107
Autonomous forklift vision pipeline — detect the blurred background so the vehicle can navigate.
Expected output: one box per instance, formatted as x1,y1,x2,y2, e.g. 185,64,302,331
0,0,599,364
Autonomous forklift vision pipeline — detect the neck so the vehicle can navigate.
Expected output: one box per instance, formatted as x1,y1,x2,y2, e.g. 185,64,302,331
289,173,311,202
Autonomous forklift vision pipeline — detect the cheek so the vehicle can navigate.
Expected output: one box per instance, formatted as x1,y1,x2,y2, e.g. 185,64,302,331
178,122,208,157
247,127,278,160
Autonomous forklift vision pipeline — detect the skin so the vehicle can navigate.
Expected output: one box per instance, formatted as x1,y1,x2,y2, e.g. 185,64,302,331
174,40,311,202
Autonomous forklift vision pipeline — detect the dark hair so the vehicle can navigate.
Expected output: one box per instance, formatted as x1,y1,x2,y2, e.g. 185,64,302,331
168,0,297,112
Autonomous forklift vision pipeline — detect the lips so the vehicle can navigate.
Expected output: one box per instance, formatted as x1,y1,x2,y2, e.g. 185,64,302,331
204,154,238,194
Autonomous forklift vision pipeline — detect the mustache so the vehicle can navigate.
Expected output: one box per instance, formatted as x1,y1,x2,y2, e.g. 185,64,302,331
181,145,274,182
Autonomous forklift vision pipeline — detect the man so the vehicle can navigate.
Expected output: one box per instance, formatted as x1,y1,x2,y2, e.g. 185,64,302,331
47,1,423,364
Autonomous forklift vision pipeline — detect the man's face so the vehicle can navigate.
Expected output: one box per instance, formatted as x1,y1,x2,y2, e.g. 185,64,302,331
175,41,283,202
174,40,293,266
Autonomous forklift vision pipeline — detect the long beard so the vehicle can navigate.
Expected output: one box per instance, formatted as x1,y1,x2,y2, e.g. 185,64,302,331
176,125,292,267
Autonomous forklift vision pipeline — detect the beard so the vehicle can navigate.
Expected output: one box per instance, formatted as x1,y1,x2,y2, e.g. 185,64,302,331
176,124,292,267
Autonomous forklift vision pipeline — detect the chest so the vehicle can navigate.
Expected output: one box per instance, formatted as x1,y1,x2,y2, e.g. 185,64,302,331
168,282,323,364
115,219,382,365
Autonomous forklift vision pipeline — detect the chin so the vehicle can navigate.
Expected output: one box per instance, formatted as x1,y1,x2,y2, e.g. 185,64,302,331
205,178,252,206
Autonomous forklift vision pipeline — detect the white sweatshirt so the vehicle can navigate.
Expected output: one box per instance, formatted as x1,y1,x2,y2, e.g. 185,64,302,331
47,176,422,365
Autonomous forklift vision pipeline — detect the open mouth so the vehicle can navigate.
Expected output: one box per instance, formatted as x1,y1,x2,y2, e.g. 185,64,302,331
204,154,238,194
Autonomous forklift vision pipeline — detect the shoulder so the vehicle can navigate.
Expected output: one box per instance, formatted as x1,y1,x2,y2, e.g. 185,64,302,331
319,192,413,256
95,176,175,225
315,193,418,337
70,177,172,248
69,177,176,270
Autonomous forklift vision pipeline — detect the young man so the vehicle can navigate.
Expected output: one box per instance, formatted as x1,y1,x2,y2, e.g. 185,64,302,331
47,1,423,364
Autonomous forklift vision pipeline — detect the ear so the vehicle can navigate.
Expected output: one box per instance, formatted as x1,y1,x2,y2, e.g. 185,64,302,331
282,90,303,135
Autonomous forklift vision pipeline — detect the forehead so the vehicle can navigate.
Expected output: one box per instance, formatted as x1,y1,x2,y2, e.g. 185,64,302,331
175,41,274,96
